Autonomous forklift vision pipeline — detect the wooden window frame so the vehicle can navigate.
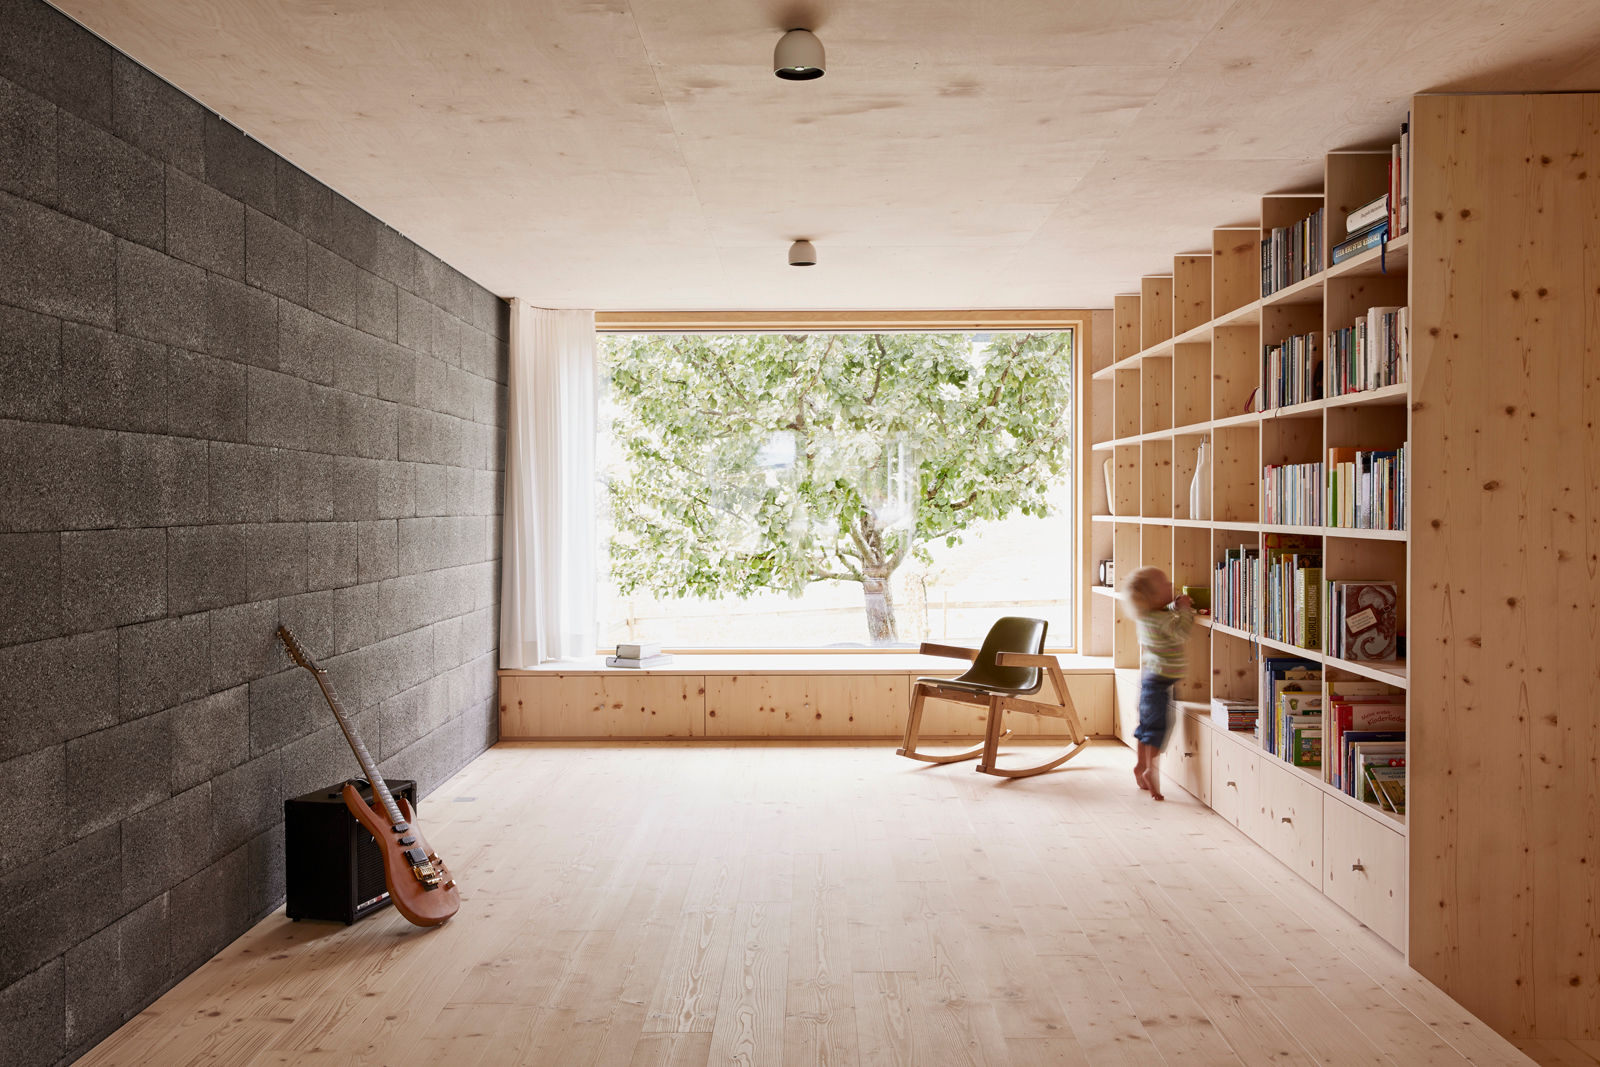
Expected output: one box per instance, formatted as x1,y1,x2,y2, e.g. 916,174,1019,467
593,310,1097,655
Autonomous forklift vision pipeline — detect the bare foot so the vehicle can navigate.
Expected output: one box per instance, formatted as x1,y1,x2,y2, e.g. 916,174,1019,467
1150,789,1165,801
1134,767,1150,791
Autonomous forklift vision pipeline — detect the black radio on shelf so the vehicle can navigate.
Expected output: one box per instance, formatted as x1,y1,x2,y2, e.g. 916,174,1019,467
284,778,417,924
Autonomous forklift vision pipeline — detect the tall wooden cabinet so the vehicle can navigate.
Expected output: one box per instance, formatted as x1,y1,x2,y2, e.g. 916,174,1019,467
1087,92,1600,1040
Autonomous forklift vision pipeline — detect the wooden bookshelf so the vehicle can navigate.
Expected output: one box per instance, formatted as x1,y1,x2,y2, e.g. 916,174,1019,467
1087,92,1600,1041
1090,118,1415,951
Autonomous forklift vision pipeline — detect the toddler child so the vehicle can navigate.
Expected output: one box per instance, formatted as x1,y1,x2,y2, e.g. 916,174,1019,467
1123,566,1194,801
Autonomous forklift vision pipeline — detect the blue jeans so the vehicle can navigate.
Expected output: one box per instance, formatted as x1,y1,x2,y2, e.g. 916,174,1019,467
1135,673,1175,748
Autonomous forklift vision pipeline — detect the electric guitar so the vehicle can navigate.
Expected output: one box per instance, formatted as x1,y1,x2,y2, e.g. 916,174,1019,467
277,625,461,927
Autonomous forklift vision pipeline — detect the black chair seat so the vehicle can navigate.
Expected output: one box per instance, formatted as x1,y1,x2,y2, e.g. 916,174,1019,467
915,675,1041,698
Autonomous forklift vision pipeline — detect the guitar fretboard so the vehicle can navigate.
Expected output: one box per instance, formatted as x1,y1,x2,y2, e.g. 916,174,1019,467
311,670,405,827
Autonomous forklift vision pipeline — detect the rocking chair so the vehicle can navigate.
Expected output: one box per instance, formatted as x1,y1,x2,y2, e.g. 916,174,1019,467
896,616,1090,778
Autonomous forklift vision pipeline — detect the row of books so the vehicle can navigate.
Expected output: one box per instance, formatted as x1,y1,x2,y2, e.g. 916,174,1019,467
1261,332,1322,409
1263,536,1320,649
1327,445,1407,530
1391,118,1411,238
1328,680,1406,813
1212,551,1400,666
1263,461,1326,527
1212,543,1260,631
1262,664,1407,814
1329,306,1409,397
1261,207,1324,296
1263,657,1321,766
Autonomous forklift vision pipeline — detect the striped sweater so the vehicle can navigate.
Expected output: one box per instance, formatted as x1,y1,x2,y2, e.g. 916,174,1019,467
1136,604,1195,679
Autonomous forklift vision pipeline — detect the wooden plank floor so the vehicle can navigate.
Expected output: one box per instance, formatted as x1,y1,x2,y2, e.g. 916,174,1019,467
80,741,1539,1067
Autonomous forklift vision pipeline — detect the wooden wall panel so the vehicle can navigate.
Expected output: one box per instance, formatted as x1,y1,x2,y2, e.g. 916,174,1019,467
705,675,906,736
499,673,706,738
501,671,1116,741
1140,276,1174,348
1212,227,1261,316
1113,294,1141,360
1173,254,1213,335
1409,92,1600,1039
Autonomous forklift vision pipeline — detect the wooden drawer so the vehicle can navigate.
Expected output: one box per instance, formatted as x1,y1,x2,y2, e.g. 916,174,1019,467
1255,759,1324,887
1209,732,1259,835
1323,798,1407,949
1171,711,1210,805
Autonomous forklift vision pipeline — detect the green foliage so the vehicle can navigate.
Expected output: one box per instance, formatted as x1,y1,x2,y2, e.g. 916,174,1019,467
601,331,1073,622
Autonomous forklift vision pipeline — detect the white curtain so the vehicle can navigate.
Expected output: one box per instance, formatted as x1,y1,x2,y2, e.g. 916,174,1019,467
500,302,597,667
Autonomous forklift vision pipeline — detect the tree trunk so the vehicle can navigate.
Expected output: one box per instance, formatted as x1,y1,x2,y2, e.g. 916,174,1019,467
863,573,897,645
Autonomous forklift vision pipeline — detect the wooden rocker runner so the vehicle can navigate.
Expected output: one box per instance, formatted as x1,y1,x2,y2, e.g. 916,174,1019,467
896,616,1090,778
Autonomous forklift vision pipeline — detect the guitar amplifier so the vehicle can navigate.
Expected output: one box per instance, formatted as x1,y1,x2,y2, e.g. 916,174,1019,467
284,778,417,924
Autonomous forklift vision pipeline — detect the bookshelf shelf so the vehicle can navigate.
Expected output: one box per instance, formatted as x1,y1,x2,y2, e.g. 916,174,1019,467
1090,585,1119,600
1260,398,1326,420
1325,382,1408,409
1324,526,1408,542
1324,654,1408,689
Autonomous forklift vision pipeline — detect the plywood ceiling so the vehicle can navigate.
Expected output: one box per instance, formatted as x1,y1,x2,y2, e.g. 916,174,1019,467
53,0,1600,310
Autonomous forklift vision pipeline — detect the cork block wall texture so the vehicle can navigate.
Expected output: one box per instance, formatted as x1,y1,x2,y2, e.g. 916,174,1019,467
0,1,509,1062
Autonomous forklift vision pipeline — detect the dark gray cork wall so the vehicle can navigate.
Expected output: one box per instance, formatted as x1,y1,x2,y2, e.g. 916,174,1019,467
0,2,507,1062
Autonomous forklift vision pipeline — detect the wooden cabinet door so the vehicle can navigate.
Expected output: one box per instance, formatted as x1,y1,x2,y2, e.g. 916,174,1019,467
1209,733,1258,832
1172,711,1211,805
1323,798,1407,949
1256,759,1324,888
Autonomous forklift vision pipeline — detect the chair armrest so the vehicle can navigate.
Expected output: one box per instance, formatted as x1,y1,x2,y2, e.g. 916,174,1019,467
996,652,1060,669
919,641,977,661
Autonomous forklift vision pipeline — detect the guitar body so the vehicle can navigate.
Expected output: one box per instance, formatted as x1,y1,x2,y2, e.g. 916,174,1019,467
343,784,461,927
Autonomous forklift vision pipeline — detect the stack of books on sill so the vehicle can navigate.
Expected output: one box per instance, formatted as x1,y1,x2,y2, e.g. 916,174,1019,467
605,642,676,668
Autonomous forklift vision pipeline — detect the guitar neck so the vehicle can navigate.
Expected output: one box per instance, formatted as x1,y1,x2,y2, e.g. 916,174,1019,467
311,670,404,826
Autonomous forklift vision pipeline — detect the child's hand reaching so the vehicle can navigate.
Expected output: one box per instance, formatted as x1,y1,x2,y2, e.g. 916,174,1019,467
1174,594,1193,612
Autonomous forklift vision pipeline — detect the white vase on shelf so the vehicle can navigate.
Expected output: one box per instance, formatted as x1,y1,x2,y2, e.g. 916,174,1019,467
1190,441,1210,520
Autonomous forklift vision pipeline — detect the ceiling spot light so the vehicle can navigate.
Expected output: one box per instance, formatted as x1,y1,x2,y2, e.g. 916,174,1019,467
788,240,817,266
774,29,825,80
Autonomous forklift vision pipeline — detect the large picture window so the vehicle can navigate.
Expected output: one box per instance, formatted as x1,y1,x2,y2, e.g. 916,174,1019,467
596,329,1075,650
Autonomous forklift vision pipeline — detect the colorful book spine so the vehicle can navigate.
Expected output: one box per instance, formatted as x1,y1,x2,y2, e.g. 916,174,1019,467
1261,207,1325,296
1331,220,1388,264
1264,462,1326,527
1326,444,1407,530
